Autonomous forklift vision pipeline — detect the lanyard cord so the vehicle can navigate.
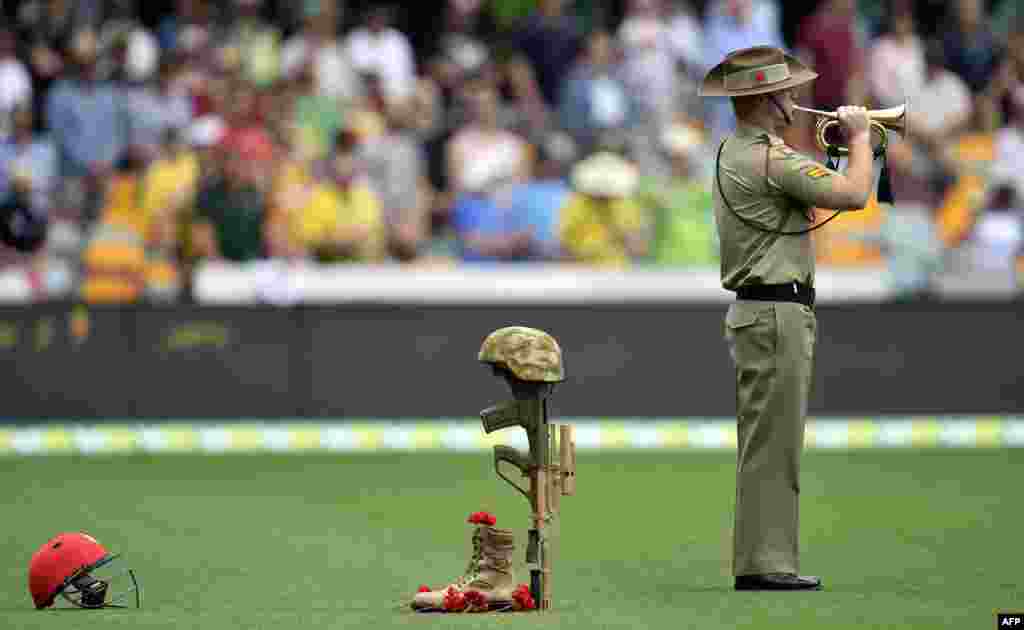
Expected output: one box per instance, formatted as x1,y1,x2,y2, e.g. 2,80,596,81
715,138,844,236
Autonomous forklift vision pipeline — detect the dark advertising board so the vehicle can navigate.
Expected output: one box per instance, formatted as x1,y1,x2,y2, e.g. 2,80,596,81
0,301,1019,421
0,305,296,421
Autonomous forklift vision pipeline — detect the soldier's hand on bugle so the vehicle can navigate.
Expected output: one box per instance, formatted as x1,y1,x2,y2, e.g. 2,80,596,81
837,106,870,147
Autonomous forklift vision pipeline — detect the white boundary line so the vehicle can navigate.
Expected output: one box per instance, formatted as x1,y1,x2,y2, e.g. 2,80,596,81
1,417,1022,456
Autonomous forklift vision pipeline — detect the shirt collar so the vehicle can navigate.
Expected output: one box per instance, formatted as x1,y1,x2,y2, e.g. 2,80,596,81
734,121,783,145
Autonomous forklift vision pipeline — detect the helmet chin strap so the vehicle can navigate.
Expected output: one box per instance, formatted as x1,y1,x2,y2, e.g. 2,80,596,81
69,573,109,608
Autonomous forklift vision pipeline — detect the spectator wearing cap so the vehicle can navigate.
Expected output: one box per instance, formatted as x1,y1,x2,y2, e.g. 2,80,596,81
558,30,639,158
344,5,417,108
0,27,33,138
511,0,586,108
186,114,227,188
45,30,128,224
174,117,223,261
941,0,1000,93
635,120,717,266
557,150,650,267
867,0,925,108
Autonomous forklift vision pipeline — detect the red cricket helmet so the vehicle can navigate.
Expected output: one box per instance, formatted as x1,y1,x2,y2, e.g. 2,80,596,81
28,532,140,609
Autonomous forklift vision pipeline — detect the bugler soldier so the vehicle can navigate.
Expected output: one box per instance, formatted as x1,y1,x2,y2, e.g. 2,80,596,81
700,46,874,591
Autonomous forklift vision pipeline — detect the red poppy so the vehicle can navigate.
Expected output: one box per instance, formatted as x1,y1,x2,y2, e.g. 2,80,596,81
463,590,487,612
443,587,467,611
417,585,431,593
512,584,535,611
755,71,766,82
467,511,497,526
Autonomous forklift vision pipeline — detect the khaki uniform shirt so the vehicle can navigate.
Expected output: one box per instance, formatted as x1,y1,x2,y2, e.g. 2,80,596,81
713,123,839,291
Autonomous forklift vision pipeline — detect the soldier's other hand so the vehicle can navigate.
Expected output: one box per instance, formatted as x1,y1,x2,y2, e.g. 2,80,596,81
837,106,870,141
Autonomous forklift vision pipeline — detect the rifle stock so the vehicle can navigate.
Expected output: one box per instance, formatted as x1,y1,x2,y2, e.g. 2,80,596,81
480,395,575,611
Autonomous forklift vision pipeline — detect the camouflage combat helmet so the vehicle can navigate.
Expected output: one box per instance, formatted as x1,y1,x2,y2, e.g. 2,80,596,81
478,326,565,383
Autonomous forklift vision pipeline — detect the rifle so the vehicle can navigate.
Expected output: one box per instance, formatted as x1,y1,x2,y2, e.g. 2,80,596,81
480,382,576,611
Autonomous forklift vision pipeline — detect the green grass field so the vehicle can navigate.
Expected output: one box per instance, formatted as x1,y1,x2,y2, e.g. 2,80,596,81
1,450,1020,629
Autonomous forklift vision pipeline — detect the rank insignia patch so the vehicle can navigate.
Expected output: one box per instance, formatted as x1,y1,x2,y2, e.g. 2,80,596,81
801,165,830,179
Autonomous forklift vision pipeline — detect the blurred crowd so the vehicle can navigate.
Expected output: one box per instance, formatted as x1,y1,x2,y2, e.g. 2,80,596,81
0,0,1021,303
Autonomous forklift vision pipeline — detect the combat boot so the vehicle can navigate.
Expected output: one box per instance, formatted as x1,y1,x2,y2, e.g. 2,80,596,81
462,525,518,605
411,522,486,610
411,522,518,610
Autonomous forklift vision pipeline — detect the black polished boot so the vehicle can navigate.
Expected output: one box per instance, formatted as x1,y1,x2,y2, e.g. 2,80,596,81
734,573,823,591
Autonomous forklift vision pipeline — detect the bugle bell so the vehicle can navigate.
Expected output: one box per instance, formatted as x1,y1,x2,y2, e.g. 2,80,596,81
793,101,908,157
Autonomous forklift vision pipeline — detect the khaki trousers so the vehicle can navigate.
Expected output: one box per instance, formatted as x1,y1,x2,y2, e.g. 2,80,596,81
724,300,817,576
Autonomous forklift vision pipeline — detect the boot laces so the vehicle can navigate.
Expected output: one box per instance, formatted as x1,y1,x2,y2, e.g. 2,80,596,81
452,528,484,589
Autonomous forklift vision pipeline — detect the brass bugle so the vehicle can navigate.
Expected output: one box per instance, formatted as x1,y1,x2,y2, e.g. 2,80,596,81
793,101,908,156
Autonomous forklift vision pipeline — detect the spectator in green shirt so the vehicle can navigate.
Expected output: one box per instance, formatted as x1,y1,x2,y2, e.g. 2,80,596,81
636,120,719,267
191,147,269,262
291,60,346,160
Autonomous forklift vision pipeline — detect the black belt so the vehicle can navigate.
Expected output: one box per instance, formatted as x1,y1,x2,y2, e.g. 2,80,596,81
735,282,815,307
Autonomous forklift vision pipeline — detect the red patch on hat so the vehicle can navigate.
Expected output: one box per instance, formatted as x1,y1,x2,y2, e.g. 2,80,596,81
755,71,766,82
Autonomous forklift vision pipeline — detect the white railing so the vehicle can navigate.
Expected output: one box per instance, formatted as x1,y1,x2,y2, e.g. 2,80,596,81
0,260,1014,305
192,261,897,305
